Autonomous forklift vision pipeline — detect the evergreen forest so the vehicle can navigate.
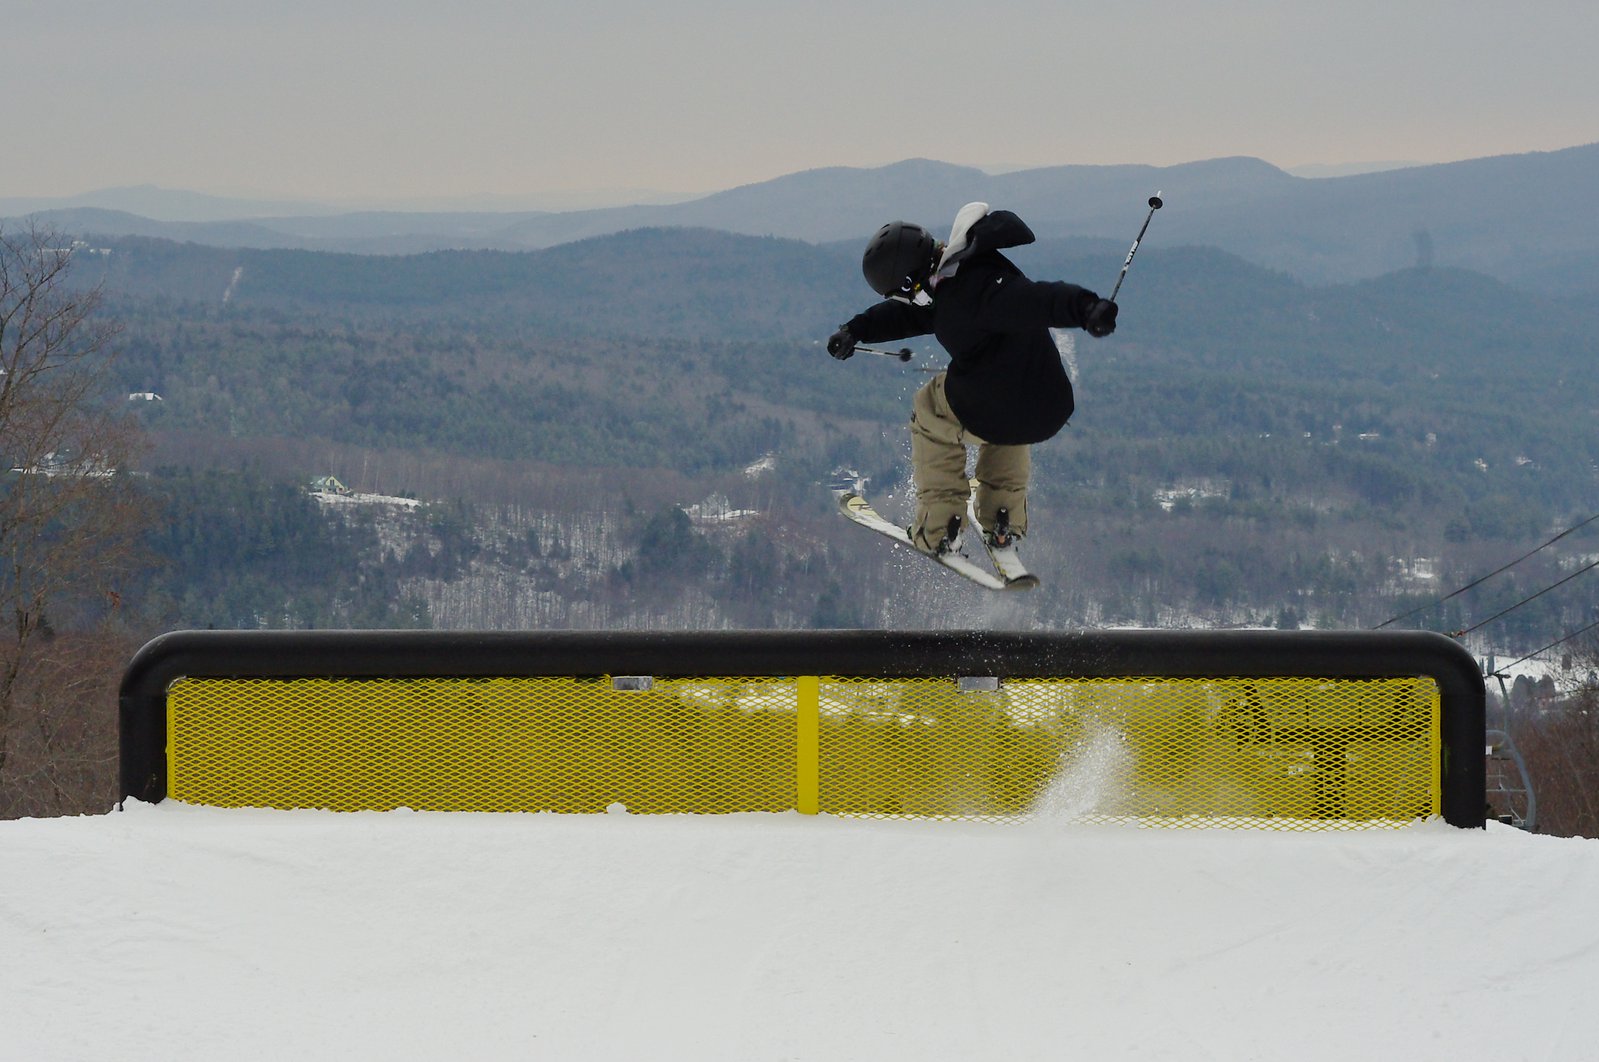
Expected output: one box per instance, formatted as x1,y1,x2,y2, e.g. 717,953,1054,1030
58,225,1599,655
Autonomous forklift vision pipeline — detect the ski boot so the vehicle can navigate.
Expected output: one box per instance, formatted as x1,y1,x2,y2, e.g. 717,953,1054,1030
985,506,1021,549
911,512,964,556
979,506,1038,588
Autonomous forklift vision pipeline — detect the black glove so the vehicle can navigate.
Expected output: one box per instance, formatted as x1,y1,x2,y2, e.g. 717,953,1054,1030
827,327,857,360
1084,298,1118,338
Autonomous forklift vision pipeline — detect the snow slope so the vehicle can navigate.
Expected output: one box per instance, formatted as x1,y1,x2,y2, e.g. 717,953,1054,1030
3,803,1596,1060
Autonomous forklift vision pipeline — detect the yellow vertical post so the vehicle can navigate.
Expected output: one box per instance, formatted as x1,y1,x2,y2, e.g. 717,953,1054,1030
795,675,820,814
166,682,180,800
1430,684,1445,816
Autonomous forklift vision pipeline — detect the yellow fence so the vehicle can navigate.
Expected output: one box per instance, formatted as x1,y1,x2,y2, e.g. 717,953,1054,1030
165,672,1440,829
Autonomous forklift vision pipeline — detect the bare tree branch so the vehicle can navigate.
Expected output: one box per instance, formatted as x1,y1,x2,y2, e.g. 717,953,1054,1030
0,223,149,813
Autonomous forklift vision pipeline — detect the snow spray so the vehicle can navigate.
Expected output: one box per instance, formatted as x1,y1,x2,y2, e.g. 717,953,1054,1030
1031,720,1133,821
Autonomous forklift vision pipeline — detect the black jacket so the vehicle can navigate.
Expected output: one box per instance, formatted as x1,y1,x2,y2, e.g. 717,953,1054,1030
844,210,1097,446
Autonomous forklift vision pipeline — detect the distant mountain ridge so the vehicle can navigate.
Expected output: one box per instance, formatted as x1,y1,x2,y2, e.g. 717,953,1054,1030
0,184,694,221
0,185,340,222
8,143,1598,293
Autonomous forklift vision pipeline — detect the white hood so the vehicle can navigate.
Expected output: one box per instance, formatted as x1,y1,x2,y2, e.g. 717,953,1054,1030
934,201,990,280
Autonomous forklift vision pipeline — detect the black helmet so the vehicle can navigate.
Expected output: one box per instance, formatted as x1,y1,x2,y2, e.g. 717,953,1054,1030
862,221,938,298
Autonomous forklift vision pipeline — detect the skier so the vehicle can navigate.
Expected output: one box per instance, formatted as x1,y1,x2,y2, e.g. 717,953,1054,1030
827,202,1119,555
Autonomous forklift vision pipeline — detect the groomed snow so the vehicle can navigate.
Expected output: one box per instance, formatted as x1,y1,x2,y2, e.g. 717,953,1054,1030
3,802,1596,1060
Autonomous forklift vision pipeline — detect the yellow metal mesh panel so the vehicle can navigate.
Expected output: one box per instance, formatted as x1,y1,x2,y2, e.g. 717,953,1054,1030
817,676,1439,828
168,676,797,813
167,673,1439,828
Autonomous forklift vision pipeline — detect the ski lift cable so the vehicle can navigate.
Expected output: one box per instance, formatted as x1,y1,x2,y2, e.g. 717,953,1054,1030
1490,616,1599,679
1374,509,1599,629
1449,556,1599,638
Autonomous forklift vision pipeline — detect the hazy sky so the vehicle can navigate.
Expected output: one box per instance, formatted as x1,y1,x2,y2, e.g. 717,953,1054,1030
7,0,1597,204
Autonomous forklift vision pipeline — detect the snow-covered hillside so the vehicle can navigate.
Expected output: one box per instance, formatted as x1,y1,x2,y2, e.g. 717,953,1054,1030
3,803,1595,1060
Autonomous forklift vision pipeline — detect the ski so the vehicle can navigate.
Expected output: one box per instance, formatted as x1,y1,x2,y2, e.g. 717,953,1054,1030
976,532,1040,589
835,490,1022,592
966,487,1040,589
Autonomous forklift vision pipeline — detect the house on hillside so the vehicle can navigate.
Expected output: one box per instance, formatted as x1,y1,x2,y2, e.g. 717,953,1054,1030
11,450,116,478
309,475,353,497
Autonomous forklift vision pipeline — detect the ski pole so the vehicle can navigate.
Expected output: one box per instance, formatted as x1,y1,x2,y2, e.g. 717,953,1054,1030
1108,192,1163,302
857,344,914,362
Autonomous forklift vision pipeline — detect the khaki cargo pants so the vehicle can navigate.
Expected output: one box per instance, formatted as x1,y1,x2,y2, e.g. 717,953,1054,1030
908,372,1029,553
